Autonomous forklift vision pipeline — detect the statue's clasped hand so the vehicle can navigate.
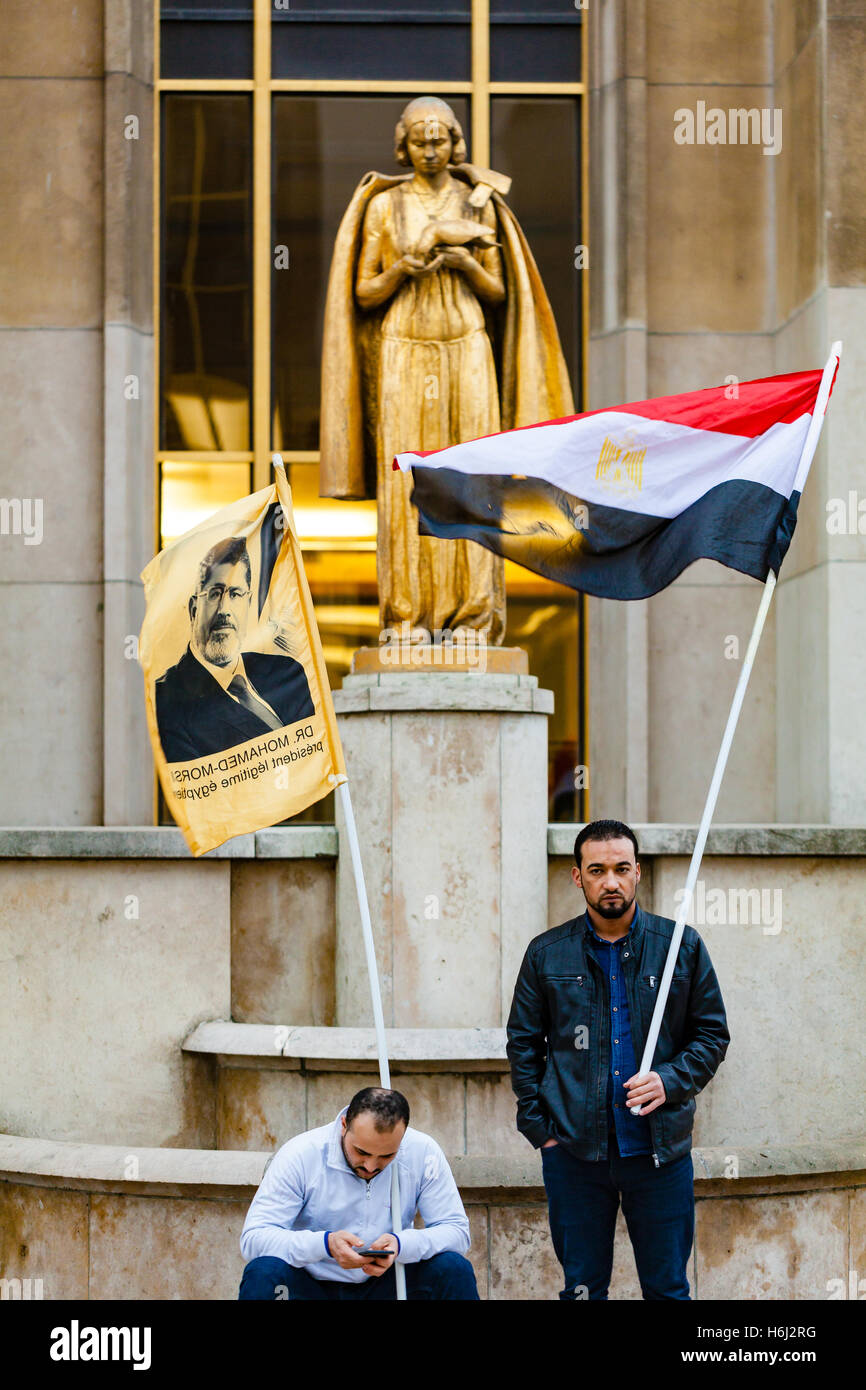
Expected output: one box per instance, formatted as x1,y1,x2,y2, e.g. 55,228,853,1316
402,252,444,277
437,245,475,270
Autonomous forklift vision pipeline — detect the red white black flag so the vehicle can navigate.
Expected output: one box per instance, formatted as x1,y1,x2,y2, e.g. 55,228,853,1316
394,367,838,600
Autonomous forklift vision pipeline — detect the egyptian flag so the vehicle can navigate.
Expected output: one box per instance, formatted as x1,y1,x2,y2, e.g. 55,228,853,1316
393,368,837,600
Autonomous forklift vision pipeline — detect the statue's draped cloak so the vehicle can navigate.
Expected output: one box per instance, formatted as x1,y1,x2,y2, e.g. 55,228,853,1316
319,165,575,501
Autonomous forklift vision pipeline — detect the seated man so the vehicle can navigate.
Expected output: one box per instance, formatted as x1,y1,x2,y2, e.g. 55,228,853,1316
238,1087,479,1301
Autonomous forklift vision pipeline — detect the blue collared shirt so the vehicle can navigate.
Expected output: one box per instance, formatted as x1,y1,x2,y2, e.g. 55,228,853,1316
239,1108,471,1281
585,905,652,1157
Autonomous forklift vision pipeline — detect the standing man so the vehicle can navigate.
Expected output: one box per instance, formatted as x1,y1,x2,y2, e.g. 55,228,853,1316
239,1087,479,1301
507,819,729,1300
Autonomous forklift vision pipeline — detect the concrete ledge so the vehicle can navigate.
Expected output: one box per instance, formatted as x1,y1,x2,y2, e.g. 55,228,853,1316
250,828,338,859
2,825,863,860
1,822,861,856
548,823,866,857
184,1022,508,1070
0,1134,268,1198
0,826,339,860
447,1143,866,1190
1,1134,863,1198
3,1136,862,1300
689,1139,866,1182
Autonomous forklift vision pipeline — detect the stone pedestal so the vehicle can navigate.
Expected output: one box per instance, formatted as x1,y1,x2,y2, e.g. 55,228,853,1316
351,644,529,676
332,669,553,1029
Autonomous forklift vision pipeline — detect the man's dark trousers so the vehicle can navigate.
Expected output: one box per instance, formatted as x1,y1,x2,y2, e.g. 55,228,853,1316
541,1131,694,1300
239,1250,479,1300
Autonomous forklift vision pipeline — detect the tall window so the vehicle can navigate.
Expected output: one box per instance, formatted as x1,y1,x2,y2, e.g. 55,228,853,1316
157,0,588,821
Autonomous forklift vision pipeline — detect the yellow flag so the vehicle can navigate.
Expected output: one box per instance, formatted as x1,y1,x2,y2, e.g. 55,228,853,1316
139,463,346,856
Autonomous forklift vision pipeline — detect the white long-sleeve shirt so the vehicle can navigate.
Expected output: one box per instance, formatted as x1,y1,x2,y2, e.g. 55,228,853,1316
240,1109,471,1282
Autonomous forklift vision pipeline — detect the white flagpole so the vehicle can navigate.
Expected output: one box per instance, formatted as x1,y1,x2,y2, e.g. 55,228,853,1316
629,341,841,1115
273,453,407,1299
337,779,408,1301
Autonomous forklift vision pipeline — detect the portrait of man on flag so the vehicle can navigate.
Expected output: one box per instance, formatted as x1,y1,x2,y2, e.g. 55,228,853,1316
154,533,314,764
139,466,346,857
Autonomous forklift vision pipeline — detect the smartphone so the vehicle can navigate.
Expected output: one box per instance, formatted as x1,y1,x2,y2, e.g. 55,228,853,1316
355,1246,393,1259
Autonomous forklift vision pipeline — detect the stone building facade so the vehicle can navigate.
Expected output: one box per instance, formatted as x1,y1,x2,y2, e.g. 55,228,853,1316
1,1,864,1299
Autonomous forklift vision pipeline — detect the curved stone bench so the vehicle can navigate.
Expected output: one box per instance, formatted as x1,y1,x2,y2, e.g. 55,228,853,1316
5,1132,864,1191
1,1133,864,1301
183,1022,509,1068
0,1133,269,1197
182,1022,513,1155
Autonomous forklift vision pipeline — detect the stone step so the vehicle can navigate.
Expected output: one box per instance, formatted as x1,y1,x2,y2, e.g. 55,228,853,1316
184,1021,508,1067
3,1130,863,1197
2,1133,863,1300
183,1021,513,1154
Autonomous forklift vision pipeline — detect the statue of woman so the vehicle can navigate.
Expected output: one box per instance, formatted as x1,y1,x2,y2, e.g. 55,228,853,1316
319,96,574,646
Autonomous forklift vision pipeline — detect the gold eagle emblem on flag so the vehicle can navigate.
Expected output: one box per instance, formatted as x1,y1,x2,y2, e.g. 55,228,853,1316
595,431,646,497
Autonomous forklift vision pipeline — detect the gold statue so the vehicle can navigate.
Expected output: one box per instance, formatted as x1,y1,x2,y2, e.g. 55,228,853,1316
319,96,574,645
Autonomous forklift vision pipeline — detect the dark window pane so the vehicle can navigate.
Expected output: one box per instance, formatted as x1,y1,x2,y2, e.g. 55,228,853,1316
491,0,580,13
272,20,469,80
491,22,581,82
161,95,252,450
162,1,252,10
284,1,468,10
159,21,252,79
160,21,253,79
491,97,581,400
272,95,469,451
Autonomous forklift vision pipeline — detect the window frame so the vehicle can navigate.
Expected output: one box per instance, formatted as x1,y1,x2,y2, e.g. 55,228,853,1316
154,0,590,821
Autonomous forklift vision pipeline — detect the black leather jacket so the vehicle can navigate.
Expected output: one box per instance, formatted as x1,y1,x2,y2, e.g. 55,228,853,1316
506,907,730,1167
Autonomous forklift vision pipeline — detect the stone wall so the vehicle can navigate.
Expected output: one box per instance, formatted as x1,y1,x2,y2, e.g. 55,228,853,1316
2,828,863,1159
0,0,106,825
0,828,333,1147
1,1138,864,1300
588,0,866,825
774,4,866,825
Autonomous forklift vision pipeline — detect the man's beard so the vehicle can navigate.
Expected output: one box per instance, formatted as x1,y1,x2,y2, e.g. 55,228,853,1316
593,892,633,919
341,1137,374,1181
203,624,239,666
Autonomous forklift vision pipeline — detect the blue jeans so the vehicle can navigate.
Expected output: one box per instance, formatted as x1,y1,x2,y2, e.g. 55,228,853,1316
239,1250,479,1301
541,1135,694,1300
